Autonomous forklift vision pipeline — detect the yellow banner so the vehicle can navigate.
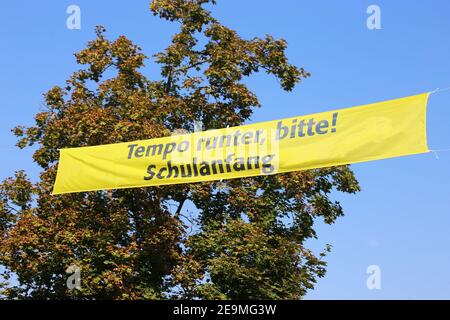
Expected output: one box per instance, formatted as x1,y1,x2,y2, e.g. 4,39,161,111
52,93,429,194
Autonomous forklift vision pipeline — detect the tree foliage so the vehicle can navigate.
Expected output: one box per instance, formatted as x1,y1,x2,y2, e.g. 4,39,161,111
0,0,359,299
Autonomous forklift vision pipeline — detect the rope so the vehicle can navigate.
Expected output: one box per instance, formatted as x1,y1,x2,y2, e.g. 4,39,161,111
429,148,450,160
430,87,450,95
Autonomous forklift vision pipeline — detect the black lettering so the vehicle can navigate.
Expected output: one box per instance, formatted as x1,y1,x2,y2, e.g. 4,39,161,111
210,160,225,174
307,118,316,136
297,120,306,137
241,131,253,144
135,146,145,158
146,144,163,157
276,121,288,140
162,143,176,160
290,119,298,138
247,156,260,170
157,168,167,179
177,140,189,152
233,157,246,171
205,137,217,150
316,120,329,134
144,164,156,180
261,154,275,174
128,144,138,159
166,161,179,178
180,164,193,178
199,162,211,176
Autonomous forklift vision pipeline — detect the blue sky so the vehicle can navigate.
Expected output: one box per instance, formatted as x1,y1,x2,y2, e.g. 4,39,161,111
1,0,449,299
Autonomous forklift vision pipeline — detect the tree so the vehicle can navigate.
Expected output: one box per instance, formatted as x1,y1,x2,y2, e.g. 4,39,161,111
0,0,360,300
